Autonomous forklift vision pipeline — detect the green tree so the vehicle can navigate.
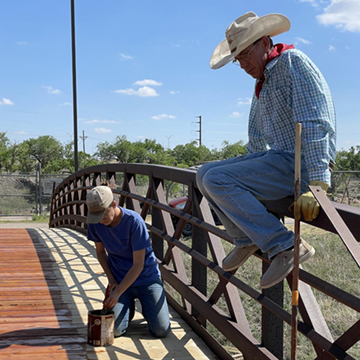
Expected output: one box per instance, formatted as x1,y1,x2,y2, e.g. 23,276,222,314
5,142,22,173
45,141,98,173
24,136,63,170
335,146,360,172
96,135,134,163
172,142,212,167
15,142,34,173
0,132,11,173
133,138,166,164
212,140,247,160
332,146,360,204
96,136,173,165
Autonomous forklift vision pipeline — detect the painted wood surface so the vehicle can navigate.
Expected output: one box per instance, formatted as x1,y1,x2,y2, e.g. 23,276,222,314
0,228,217,359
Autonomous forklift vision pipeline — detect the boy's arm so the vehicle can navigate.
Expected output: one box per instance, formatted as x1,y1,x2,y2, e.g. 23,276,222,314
103,248,145,310
95,241,118,287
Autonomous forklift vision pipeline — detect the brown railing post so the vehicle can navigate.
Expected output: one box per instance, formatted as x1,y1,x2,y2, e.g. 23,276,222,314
49,181,56,228
262,262,284,359
191,186,208,319
151,177,165,260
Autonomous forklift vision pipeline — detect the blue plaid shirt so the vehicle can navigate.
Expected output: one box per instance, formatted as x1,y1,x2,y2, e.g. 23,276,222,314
246,49,336,184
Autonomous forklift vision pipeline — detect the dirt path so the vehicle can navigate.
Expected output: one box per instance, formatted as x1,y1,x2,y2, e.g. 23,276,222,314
0,221,49,229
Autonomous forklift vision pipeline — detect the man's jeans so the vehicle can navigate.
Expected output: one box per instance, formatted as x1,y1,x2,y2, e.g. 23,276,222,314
196,150,309,259
112,277,170,338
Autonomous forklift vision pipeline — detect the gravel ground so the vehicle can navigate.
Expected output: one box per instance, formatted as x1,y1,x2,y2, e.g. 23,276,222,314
0,221,49,229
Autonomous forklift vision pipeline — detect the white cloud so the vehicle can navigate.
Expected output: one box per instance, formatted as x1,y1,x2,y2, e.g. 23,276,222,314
230,112,242,118
0,98,14,105
329,45,336,51
151,114,176,120
94,128,112,133
134,79,162,86
237,98,252,106
114,88,137,95
295,37,312,45
43,86,62,95
170,90,180,95
119,53,133,60
114,86,159,97
62,102,72,106
299,0,319,7
16,41,28,45
83,119,119,124
317,0,360,32
14,131,26,135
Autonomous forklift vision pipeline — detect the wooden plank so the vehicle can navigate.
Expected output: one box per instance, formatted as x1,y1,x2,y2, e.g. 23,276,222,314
0,228,217,360
0,229,86,359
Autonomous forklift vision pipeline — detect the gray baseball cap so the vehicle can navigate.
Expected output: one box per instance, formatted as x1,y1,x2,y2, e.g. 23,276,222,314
86,186,113,224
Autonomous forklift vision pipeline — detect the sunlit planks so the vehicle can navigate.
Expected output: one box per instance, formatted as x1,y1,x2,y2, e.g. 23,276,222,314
0,228,217,360
0,228,86,359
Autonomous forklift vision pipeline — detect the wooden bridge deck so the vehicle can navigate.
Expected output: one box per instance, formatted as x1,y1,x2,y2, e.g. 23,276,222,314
0,228,218,360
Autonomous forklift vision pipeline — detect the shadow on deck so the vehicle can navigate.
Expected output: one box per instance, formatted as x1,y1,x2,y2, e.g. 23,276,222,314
0,228,219,360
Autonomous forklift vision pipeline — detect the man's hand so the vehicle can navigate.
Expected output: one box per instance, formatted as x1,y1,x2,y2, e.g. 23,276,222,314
295,181,328,221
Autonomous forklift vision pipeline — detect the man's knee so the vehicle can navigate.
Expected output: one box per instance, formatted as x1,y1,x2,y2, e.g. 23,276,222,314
196,164,207,186
202,167,222,189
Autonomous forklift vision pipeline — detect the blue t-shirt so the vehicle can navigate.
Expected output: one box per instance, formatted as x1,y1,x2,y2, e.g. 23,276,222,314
87,207,160,287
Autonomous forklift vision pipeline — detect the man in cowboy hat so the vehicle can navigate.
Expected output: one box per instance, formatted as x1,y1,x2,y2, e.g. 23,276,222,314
196,12,336,288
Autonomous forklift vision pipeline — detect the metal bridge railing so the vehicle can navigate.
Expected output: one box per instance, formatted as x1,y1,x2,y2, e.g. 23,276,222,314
49,163,360,360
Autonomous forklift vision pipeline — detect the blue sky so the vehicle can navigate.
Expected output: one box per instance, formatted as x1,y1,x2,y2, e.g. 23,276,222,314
1,0,359,155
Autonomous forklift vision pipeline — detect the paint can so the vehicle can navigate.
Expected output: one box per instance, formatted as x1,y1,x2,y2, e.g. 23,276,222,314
87,309,115,346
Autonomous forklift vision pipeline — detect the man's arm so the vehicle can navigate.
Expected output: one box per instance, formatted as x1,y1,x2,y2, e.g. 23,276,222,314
288,51,335,185
287,52,335,220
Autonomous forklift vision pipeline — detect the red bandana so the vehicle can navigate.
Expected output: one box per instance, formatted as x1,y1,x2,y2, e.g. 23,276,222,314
255,43,295,99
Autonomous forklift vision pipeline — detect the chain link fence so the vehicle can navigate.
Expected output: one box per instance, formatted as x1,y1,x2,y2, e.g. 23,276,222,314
330,171,360,207
0,172,69,216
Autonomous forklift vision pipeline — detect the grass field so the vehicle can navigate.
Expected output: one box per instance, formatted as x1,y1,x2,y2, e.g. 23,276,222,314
164,221,360,359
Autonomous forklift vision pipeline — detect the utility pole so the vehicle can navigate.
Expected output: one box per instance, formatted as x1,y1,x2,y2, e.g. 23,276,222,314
164,135,173,149
71,0,79,171
195,116,202,146
80,130,88,153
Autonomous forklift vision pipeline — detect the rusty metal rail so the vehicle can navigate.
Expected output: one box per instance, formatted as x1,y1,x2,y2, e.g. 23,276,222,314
48,163,360,360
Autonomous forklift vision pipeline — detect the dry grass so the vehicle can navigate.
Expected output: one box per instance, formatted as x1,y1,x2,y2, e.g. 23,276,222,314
163,221,360,359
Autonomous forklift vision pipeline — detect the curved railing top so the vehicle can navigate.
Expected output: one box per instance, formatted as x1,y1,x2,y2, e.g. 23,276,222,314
54,163,198,192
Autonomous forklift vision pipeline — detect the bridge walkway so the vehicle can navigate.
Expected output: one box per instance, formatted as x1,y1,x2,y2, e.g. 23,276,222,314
0,227,219,360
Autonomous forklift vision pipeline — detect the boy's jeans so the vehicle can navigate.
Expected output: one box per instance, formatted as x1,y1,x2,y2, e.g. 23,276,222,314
112,277,170,337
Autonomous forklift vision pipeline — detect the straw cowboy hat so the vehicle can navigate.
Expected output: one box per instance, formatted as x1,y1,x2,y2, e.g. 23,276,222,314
210,12,291,69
